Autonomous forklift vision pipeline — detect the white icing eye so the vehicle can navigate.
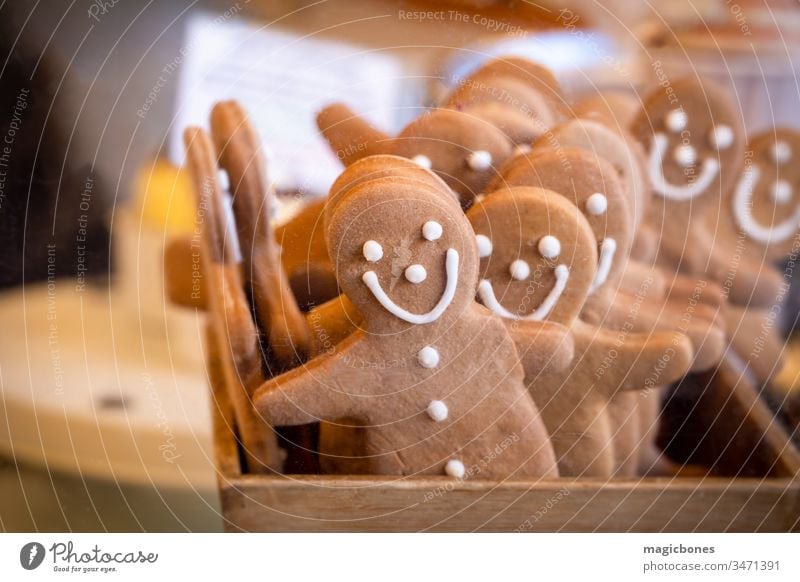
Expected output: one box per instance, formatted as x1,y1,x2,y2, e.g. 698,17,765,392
710,125,734,150
513,144,532,155
445,459,465,479
422,220,443,241
772,141,792,164
476,234,493,258
468,150,492,171
405,264,427,284
772,180,793,204
412,154,432,169
418,346,440,369
538,235,561,259
509,259,530,281
665,109,688,133
426,400,448,422
585,193,608,216
362,240,383,262
673,144,697,167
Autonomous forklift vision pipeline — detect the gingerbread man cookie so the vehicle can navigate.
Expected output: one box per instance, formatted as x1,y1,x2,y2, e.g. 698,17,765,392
701,129,800,308
317,104,512,208
255,173,559,479
444,59,559,146
629,77,745,274
468,185,693,477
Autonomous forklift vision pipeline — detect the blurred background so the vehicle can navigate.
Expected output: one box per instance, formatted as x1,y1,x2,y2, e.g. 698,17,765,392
1,0,799,531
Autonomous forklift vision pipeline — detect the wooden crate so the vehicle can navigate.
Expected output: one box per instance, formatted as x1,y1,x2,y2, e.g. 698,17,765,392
212,378,800,533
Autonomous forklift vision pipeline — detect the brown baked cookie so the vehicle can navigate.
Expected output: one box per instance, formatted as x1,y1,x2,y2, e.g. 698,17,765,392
183,126,281,473
469,185,693,477
210,101,317,366
573,90,641,131
255,174,560,479
629,77,745,274
317,105,512,209
446,75,555,145
486,147,723,476
702,129,800,307
450,56,568,119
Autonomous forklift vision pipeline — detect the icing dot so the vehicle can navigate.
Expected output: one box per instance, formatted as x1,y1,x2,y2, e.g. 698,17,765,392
665,109,688,133
426,400,448,422
418,346,440,369
513,144,532,156
422,220,443,241
468,150,492,171
412,154,432,169
362,240,383,262
710,125,734,150
405,264,427,284
445,459,465,479
509,259,530,281
673,144,697,167
476,234,493,258
772,141,792,164
538,235,561,259
585,193,608,216
772,180,793,204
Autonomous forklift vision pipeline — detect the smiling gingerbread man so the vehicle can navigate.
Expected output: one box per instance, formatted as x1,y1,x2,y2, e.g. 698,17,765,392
254,173,560,479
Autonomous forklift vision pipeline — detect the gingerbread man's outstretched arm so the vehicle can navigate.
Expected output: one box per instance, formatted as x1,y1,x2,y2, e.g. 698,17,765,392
507,320,575,375
316,103,390,166
572,320,693,395
253,333,367,426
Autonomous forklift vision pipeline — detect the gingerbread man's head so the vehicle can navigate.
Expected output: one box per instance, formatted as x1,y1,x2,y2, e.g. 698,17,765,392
317,105,512,209
726,129,800,262
630,77,744,209
489,148,633,298
467,186,597,326
326,175,478,332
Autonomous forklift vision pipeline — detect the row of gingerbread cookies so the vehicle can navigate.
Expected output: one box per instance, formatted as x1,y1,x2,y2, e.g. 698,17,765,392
297,58,793,385
253,152,697,479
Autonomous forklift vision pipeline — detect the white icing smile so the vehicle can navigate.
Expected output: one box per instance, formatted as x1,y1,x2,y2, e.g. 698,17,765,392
733,166,800,244
477,264,569,321
589,238,617,294
648,133,720,201
362,248,459,324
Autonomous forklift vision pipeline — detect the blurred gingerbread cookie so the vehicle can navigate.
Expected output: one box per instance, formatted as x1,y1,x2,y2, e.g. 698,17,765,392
317,104,512,208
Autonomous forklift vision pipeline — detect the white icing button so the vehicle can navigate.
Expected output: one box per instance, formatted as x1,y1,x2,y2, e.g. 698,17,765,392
710,125,734,150
476,234,493,258
412,154,432,169
772,180,793,204
513,144,532,155
418,346,440,369
538,235,561,259
585,193,608,216
422,220,443,241
468,150,492,171
362,240,383,262
772,141,792,164
405,264,427,284
665,109,688,133
445,459,465,479
426,400,448,422
509,259,530,281
673,144,697,167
